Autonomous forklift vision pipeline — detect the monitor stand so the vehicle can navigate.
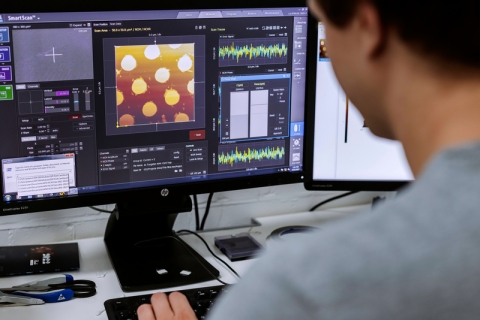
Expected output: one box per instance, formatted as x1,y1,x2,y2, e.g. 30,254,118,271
104,195,219,292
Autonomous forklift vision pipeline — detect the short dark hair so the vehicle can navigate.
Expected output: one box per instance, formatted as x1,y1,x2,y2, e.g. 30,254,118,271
316,0,480,68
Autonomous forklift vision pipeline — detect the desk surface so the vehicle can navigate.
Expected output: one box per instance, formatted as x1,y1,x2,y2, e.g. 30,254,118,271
0,206,365,319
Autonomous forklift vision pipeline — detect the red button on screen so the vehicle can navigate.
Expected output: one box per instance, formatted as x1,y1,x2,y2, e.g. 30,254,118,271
189,130,205,140
69,114,82,120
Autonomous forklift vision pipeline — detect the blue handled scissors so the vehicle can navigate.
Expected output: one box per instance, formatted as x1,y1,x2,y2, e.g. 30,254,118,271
8,289,75,303
0,274,96,303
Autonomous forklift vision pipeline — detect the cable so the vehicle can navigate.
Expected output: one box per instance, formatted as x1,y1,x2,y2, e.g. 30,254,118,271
177,229,240,279
176,229,241,280
193,195,200,231
309,191,360,212
173,231,231,286
200,192,214,231
172,236,230,286
89,206,114,214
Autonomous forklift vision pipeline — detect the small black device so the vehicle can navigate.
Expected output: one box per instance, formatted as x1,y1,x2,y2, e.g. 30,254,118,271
214,233,263,262
0,243,79,277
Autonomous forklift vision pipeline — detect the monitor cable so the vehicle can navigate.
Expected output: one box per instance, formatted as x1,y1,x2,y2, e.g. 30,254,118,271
176,229,241,281
200,192,214,231
89,206,114,214
193,195,200,231
309,191,359,211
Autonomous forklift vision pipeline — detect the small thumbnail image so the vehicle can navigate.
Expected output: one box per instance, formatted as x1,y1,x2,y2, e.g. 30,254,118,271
319,39,328,59
115,43,195,127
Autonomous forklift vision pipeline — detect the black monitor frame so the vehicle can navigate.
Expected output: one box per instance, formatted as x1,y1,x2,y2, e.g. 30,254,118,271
0,1,316,216
303,22,411,192
0,0,316,292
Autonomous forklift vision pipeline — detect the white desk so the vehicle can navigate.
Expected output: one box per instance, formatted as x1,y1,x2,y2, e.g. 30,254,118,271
0,206,365,319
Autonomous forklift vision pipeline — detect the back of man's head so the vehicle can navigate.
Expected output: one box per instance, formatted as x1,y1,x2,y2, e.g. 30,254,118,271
315,0,480,68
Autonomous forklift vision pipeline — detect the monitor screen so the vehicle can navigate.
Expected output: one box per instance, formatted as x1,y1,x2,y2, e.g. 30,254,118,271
0,4,311,215
305,23,414,191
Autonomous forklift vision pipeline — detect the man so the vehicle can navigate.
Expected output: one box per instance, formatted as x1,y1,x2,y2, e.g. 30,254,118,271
139,0,480,318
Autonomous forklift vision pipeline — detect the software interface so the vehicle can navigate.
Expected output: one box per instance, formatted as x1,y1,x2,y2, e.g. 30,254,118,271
0,8,308,202
313,23,413,181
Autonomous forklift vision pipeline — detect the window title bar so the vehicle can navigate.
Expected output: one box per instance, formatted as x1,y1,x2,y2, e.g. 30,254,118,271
0,8,307,24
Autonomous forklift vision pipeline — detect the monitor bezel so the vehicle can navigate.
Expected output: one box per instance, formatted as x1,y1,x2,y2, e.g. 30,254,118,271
0,1,315,216
303,22,412,192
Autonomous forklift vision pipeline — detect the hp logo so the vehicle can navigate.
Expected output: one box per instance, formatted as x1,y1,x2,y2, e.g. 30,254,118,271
160,189,169,197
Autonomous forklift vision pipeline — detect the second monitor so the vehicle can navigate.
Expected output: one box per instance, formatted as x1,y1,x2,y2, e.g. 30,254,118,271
305,22,414,191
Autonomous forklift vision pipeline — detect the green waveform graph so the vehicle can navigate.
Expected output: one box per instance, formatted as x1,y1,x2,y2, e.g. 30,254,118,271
219,38,289,67
218,141,286,171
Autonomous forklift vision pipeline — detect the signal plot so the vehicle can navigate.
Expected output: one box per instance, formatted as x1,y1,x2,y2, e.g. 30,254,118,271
218,140,286,171
219,37,288,67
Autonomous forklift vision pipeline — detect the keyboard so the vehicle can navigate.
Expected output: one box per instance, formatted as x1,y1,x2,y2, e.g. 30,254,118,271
104,285,229,320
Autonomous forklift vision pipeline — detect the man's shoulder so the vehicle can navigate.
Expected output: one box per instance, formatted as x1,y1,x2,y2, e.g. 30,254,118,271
275,141,480,284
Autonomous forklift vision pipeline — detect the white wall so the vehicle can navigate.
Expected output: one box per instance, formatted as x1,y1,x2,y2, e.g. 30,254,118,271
0,183,384,246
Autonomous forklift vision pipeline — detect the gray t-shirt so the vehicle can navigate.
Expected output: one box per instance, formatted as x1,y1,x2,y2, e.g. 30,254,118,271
209,142,480,319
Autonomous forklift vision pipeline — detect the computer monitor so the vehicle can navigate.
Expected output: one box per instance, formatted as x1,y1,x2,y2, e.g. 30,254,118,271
304,23,414,191
0,3,314,290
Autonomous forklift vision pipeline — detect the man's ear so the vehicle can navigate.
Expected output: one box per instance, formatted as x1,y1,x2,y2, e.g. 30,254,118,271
354,2,387,59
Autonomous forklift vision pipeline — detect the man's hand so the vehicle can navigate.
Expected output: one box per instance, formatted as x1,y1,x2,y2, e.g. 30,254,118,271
137,292,197,320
